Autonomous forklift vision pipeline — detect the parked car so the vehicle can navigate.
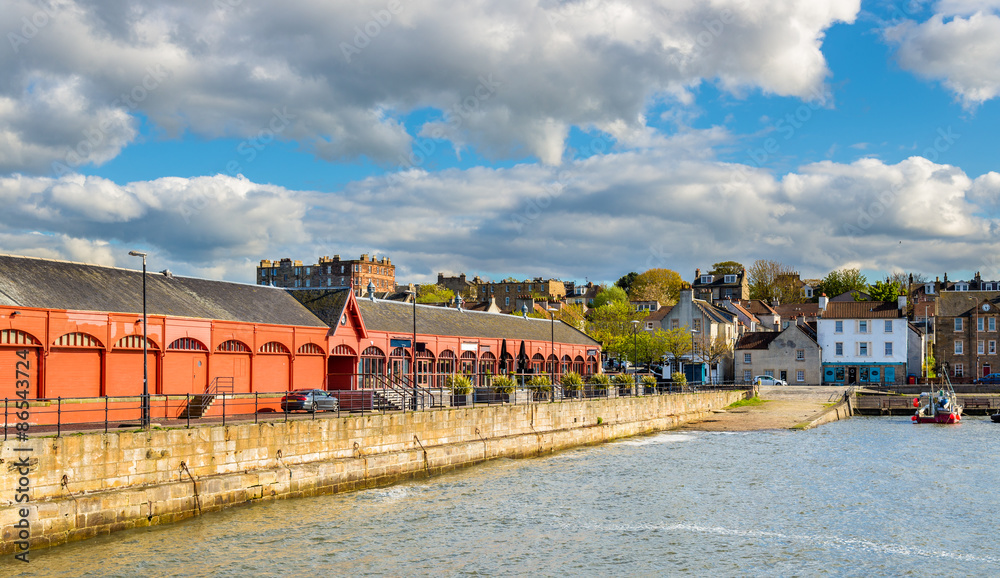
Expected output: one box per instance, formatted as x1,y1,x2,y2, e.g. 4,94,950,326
754,375,787,386
974,373,1000,384
280,389,339,412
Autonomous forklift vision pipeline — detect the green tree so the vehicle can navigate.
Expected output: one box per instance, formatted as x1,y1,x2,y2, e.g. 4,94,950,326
868,279,901,302
615,272,639,295
586,299,645,360
709,261,744,275
658,326,693,369
592,285,628,308
628,268,683,305
416,284,455,304
817,268,868,299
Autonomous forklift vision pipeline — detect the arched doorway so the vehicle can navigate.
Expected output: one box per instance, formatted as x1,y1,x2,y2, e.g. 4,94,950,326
359,345,386,388
164,337,209,395
0,329,41,398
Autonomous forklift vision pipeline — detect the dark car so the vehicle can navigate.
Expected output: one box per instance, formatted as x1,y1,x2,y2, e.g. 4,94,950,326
280,389,339,412
974,373,1000,384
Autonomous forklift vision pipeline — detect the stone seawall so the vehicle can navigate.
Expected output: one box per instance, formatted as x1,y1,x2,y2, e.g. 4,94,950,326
1,390,747,554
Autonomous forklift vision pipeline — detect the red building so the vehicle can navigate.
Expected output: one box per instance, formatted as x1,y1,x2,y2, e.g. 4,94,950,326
0,257,602,415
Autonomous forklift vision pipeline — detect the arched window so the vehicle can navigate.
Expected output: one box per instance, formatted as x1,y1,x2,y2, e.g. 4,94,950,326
259,341,290,354
586,355,598,376
531,353,545,374
359,346,386,387
546,354,559,377
479,352,496,386
114,335,159,350
500,352,514,375
217,340,251,353
437,350,456,387
561,355,572,375
416,350,435,385
298,343,325,355
0,329,40,346
332,344,356,356
53,332,103,348
460,350,477,377
573,355,585,375
168,337,208,351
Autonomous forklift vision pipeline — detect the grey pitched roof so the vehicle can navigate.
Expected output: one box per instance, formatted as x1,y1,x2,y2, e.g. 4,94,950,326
936,291,1000,317
347,296,600,346
0,254,327,327
735,332,780,350
287,288,352,327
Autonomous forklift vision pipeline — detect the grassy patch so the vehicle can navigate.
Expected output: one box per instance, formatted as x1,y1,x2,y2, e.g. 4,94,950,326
727,396,768,409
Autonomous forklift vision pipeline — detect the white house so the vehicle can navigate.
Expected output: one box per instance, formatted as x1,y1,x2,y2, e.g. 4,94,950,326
817,296,909,385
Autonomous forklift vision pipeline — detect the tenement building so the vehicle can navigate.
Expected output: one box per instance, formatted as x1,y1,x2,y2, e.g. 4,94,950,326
258,254,395,295
934,290,1000,381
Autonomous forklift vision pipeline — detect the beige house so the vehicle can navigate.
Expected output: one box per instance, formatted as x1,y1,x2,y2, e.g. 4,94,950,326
735,323,822,384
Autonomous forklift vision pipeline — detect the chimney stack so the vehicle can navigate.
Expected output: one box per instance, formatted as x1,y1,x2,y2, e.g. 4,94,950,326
818,293,828,313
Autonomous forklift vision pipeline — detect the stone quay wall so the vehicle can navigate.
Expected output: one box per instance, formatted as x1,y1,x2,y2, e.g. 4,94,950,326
1,390,747,554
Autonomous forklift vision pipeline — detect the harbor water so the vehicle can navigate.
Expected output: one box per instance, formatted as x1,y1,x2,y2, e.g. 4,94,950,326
5,416,1000,576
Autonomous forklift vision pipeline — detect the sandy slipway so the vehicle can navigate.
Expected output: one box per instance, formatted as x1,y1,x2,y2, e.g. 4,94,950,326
682,386,851,431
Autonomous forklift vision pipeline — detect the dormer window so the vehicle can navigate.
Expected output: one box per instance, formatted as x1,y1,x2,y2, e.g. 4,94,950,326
701,275,712,284
724,275,736,284
956,283,969,291
925,283,934,294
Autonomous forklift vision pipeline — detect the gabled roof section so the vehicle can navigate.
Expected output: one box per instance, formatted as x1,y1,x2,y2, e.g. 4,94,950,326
936,291,1000,317
790,323,818,344
727,301,759,324
695,300,736,325
735,332,780,350
822,301,903,319
643,305,673,324
0,255,326,326
289,288,368,338
744,299,778,317
351,298,600,346
773,302,820,319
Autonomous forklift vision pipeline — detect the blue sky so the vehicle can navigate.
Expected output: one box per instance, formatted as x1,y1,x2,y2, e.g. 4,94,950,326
3,0,1000,286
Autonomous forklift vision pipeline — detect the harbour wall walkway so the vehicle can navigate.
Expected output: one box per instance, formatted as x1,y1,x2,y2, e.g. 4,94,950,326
1,389,748,554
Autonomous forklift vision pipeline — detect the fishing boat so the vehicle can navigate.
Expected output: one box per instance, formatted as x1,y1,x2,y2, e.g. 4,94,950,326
912,373,962,424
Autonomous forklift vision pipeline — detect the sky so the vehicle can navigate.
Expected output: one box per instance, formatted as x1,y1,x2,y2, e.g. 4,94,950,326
3,0,1000,287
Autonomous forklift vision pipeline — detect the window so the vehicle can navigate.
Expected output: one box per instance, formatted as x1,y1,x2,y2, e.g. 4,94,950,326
835,342,843,356
796,349,804,361
646,322,653,330
835,320,843,333
340,265,345,273
991,318,997,332
979,317,985,332
294,267,301,275
304,267,310,275
835,367,845,381
884,342,893,356
724,274,736,284
701,275,712,284
987,283,995,291
671,319,679,329
744,353,752,364
797,370,805,382
505,297,510,306
979,340,985,355
743,370,752,382
505,285,509,292
955,318,963,331
884,320,893,333
991,341,997,355
294,279,300,287
764,369,774,377
956,283,968,291
925,283,934,294
859,342,869,356
858,320,869,333
305,279,311,287
954,364,964,377
955,341,964,355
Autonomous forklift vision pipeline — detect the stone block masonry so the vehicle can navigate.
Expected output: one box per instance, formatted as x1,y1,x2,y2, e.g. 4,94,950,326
1,390,747,554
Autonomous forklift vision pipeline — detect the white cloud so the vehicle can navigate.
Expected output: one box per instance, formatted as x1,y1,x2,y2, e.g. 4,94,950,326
885,8,1000,106
1,0,860,172
0,145,997,283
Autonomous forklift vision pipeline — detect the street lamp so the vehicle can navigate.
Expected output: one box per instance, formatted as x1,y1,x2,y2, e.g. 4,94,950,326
128,250,149,429
548,307,557,384
632,320,640,395
405,289,418,410
690,328,699,386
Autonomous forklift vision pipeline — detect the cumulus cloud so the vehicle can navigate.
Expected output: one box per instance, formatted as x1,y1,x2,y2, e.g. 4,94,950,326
1,0,859,172
885,5,1000,106
0,146,997,283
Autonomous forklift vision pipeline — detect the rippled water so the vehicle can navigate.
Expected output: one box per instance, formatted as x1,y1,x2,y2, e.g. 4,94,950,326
6,417,1000,576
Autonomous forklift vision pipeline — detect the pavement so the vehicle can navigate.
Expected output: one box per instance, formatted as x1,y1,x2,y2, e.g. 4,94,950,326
681,385,851,431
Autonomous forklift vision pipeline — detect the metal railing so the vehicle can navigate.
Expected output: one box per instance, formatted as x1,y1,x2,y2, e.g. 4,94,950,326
2,375,754,439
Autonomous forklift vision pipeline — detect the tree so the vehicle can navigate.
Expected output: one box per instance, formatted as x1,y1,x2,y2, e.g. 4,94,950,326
658,326,693,370
628,268,683,305
747,259,801,304
709,261,744,275
817,268,868,298
585,299,645,361
615,272,639,295
416,284,455,304
695,333,734,379
868,279,901,302
592,285,628,309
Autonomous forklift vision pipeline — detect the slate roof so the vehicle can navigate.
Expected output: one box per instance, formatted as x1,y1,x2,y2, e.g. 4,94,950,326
287,288,352,327
297,290,600,346
935,291,1000,317
744,299,778,317
821,301,903,319
643,305,673,324
735,332,780,350
0,254,327,326
727,301,759,324
773,302,820,319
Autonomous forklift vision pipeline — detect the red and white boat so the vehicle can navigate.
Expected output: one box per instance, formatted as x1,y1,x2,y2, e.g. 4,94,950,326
912,375,962,424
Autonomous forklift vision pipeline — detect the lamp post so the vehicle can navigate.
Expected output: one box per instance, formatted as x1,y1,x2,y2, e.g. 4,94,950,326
632,320,640,395
548,307,557,384
406,289,418,410
128,250,149,429
690,328,699,386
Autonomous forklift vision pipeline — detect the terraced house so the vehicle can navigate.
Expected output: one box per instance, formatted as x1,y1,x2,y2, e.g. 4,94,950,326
934,290,1000,381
